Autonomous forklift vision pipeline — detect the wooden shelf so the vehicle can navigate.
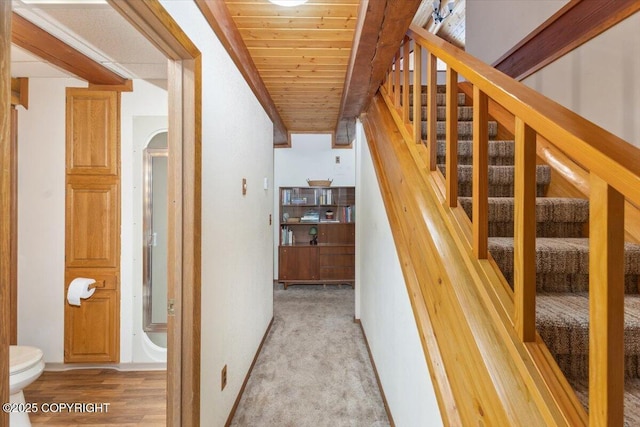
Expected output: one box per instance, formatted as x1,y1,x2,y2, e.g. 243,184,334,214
278,186,355,289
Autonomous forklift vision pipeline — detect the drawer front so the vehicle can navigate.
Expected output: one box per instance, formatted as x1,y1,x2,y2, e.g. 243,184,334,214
319,245,355,255
320,266,355,280
65,269,118,291
319,254,354,268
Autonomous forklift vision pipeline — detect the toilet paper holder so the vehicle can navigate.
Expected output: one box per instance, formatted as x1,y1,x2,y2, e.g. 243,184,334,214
87,280,105,290
67,277,104,307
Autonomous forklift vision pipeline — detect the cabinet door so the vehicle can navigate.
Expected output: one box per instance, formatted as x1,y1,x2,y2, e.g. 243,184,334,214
64,290,118,363
279,246,318,280
318,223,355,245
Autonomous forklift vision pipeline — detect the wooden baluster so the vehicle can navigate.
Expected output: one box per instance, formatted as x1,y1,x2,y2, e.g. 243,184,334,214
589,174,625,427
427,52,437,170
514,117,537,342
412,43,422,144
394,52,401,108
472,86,488,259
445,67,458,207
402,36,410,123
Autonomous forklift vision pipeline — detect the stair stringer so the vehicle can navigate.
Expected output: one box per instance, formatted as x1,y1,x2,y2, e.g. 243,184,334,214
362,94,587,426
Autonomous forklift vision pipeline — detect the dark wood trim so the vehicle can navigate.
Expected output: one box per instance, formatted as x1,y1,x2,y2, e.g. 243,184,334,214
337,0,421,140
10,107,17,345
11,13,129,86
194,0,288,145
492,0,640,81
355,319,396,427
107,2,202,426
0,2,12,425
225,317,275,427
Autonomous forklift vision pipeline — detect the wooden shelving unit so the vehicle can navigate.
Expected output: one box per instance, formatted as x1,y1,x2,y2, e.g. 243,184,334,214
278,186,355,289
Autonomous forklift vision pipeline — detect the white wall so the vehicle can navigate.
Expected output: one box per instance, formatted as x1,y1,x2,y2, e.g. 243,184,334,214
466,1,568,65
355,121,443,426
523,13,640,147
272,133,356,278
17,77,86,362
161,2,275,426
466,1,640,147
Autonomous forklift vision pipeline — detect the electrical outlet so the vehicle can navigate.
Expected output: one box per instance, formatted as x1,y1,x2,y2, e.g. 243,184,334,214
221,365,227,391
335,155,341,164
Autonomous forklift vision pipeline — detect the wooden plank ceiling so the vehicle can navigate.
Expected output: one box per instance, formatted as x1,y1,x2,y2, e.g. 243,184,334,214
223,0,359,134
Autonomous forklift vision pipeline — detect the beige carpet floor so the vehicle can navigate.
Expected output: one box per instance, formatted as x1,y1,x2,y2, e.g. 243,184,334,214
230,285,390,427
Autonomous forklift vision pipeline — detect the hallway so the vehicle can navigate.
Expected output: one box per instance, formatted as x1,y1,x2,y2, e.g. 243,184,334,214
230,285,390,426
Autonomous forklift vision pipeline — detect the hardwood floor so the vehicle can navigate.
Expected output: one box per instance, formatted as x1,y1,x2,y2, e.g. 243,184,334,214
23,369,166,426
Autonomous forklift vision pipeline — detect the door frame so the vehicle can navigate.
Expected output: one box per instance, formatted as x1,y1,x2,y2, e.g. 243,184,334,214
106,2,201,426
1,3,13,426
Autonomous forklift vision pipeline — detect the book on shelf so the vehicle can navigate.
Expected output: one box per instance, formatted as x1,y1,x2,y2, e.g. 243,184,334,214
300,210,320,222
339,205,355,223
280,226,296,245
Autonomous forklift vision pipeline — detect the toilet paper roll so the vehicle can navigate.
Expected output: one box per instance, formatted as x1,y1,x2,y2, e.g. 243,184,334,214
67,277,96,306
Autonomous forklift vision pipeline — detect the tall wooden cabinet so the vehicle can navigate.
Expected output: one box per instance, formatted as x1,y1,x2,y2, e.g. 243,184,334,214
278,186,355,289
64,89,120,363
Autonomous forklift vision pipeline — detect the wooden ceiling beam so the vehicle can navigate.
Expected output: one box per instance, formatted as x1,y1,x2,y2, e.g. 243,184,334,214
11,12,128,86
336,0,422,144
195,0,288,145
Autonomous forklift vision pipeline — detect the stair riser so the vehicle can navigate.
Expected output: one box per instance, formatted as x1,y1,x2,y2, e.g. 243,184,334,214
490,242,640,278
499,272,640,294
407,92,465,107
440,165,551,198
422,121,498,139
437,140,516,166
552,355,640,380
409,106,474,121
457,198,589,238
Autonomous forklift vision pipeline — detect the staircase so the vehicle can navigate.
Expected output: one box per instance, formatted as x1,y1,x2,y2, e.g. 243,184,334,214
411,85,640,425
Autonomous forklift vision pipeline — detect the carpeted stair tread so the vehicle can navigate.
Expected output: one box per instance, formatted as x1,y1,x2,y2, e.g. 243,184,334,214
536,292,640,379
571,378,640,426
438,164,551,197
421,120,498,139
409,105,474,121
437,140,515,166
489,238,640,293
458,197,589,238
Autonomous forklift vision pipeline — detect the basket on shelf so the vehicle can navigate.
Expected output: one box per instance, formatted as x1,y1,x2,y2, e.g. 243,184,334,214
306,179,332,187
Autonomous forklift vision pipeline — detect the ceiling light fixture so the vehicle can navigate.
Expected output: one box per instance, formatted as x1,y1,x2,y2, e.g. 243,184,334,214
432,0,455,24
268,0,308,7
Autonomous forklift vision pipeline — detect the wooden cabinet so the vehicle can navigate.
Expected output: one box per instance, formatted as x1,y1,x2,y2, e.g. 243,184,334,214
64,89,120,363
278,186,355,289
279,246,318,281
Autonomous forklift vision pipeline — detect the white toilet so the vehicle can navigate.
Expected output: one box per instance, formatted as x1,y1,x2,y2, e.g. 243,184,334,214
9,346,44,427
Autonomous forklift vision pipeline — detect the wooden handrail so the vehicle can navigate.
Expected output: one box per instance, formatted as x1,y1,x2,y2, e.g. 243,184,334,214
492,0,640,81
408,24,640,207
378,22,640,426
